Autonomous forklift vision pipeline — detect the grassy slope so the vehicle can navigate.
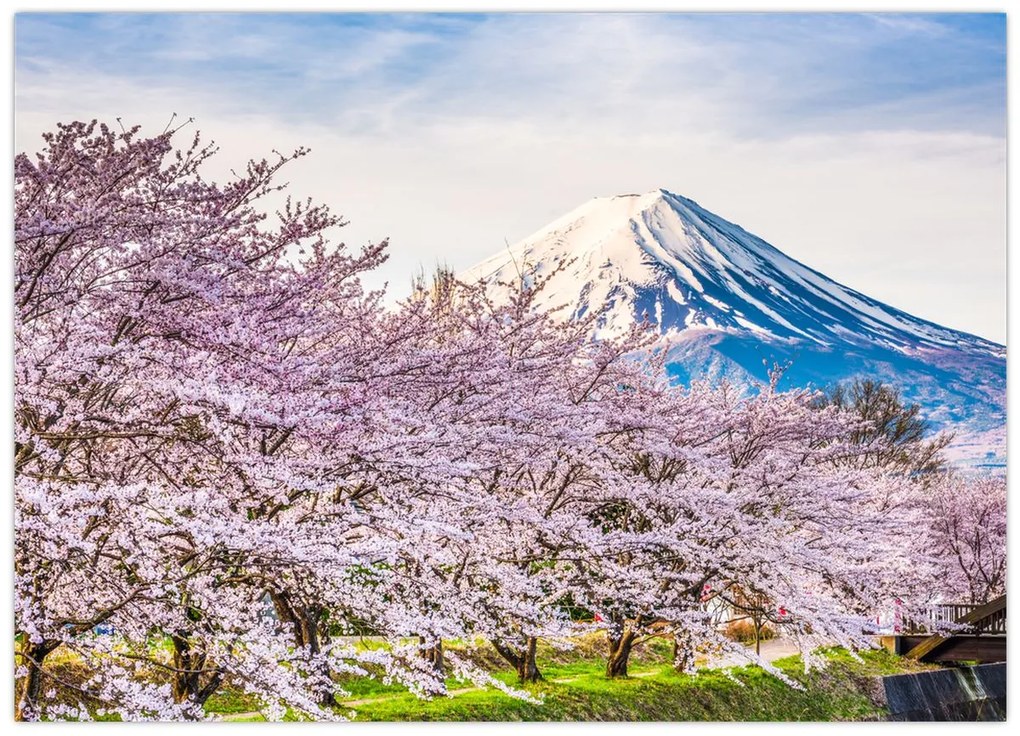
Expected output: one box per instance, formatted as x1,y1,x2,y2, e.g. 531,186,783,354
208,642,932,722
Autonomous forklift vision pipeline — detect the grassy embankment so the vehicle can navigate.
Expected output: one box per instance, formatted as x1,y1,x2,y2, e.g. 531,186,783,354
202,638,932,722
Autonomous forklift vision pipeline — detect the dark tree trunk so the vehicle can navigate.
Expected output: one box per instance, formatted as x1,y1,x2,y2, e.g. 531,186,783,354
418,636,445,675
606,628,638,678
170,633,224,713
492,636,543,683
519,636,541,683
15,639,60,721
270,590,334,706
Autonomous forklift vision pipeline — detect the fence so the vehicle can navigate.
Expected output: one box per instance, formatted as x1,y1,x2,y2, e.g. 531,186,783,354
902,601,1006,636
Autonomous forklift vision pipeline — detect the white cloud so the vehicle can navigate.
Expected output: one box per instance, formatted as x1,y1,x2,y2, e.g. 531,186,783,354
14,12,1006,342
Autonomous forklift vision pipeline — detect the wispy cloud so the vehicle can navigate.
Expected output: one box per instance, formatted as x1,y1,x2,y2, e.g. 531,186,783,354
15,13,1006,137
13,12,1006,342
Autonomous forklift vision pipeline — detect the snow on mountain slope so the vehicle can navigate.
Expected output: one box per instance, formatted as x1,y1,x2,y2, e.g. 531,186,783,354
466,189,1002,356
463,190,1006,462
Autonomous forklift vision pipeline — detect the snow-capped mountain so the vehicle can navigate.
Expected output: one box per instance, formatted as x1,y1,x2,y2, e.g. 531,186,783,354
463,189,1006,465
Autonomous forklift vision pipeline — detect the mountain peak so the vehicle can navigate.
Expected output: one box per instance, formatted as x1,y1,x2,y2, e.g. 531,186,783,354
464,191,1001,357
461,192,1005,463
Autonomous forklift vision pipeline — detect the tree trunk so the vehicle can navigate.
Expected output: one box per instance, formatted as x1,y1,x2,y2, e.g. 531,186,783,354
270,590,334,706
170,633,223,713
419,636,445,675
606,628,638,678
15,639,60,721
492,636,543,683
519,636,541,683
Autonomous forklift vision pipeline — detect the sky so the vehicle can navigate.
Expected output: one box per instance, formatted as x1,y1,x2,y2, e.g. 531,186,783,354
13,11,1007,342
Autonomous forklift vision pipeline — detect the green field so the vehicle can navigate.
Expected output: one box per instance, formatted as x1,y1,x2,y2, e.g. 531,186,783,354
201,639,931,722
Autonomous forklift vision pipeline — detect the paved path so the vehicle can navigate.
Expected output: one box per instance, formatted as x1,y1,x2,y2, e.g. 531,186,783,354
699,638,802,670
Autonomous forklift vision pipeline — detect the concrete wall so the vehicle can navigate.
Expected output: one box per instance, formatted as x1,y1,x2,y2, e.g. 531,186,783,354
881,663,1006,721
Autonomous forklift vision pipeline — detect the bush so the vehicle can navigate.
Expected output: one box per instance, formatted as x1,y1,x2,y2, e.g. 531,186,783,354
724,620,776,645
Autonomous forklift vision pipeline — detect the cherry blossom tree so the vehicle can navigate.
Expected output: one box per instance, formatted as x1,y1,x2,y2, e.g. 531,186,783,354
575,375,928,678
927,472,1006,605
369,267,665,683
14,119,943,721
13,119,461,719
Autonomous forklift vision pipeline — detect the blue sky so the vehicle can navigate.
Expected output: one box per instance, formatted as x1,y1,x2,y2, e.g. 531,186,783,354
16,13,1006,136
14,12,1007,341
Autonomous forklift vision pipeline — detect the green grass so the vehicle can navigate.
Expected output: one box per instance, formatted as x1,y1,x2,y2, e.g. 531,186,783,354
204,687,263,716
206,641,931,722
25,634,927,722
344,654,885,722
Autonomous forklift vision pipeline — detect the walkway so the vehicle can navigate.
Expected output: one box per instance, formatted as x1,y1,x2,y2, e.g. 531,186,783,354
699,638,803,669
